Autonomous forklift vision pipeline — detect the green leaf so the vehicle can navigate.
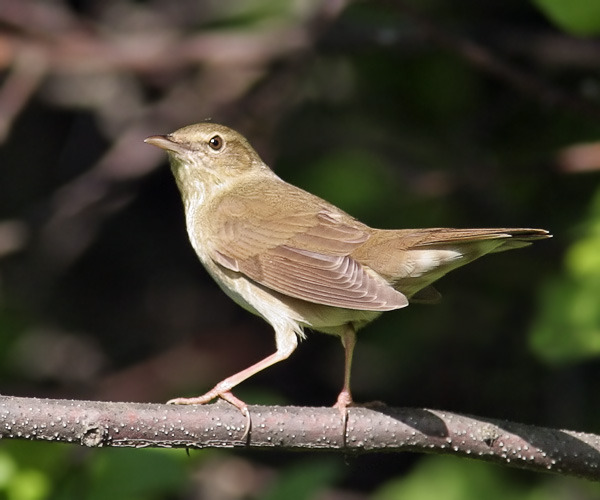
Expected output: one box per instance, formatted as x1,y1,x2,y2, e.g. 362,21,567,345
532,0,600,36
0,452,17,487
87,448,189,500
530,277,600,363
529,188,600,363
7,470,50,500
374,456,522,500
293,149,394,219
375,455,600,500
261,458,341,500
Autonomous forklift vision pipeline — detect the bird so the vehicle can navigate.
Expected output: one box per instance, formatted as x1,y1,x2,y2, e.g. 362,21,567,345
145,122,550,414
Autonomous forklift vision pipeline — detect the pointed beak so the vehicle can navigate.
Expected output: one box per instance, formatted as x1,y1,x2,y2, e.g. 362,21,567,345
144,135,188,155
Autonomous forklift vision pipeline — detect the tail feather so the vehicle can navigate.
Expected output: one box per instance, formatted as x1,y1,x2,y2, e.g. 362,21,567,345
391,228,551,299
414,228,551,248
472,229,551,253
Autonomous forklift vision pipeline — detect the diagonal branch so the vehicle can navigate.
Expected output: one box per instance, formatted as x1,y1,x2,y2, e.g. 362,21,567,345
0,395,599,481
0,45,47,142
385,0,600,120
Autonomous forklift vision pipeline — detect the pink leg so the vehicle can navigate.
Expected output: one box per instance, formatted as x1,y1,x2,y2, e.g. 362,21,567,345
168,351,293,410
168,326,298,414
333,324,357,411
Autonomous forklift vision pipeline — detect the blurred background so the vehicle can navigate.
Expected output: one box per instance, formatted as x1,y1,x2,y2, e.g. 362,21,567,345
1,0,600,498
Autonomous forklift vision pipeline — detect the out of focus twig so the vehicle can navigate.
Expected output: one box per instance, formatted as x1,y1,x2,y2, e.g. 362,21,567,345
0,46,47,142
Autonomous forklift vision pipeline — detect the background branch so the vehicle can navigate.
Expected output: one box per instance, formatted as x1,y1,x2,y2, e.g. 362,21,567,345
1,395,599,481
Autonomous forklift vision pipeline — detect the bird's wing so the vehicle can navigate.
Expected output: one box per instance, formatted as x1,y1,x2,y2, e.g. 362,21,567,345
206,183,408,311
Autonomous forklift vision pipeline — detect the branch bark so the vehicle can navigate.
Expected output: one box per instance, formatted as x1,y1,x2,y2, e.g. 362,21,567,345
0,395,598,481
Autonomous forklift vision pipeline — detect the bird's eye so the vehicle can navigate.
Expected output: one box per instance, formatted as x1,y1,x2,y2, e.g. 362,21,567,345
208,135,223,151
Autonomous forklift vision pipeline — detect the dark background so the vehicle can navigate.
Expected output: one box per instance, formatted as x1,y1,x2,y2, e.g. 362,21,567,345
1,0,600,498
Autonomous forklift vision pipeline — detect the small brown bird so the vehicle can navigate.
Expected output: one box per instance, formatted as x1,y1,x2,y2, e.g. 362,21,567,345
145,123,550,413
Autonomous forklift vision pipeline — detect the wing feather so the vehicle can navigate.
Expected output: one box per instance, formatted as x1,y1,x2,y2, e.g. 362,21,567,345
207,185,408,311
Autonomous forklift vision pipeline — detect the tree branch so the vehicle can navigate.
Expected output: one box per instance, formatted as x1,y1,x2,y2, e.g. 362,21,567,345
0,395,598,481
382,1,600,120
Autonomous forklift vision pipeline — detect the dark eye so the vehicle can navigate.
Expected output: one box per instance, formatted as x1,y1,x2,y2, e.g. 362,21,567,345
208,135,223,151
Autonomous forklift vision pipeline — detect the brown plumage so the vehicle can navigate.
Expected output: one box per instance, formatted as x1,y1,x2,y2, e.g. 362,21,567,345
145,123,550,414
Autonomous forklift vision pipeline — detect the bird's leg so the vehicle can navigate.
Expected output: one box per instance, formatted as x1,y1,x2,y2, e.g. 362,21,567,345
334,324,357,411
333,324,357,446
168,326,298,436
167,349,295,409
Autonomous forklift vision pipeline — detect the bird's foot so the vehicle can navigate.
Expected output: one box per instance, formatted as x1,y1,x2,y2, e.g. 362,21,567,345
333,390,354,446
333,390,353,413
167,389,251,440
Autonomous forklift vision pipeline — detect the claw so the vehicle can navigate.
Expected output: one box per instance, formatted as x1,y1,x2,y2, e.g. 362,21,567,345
167,390,251,441
334,390,353,447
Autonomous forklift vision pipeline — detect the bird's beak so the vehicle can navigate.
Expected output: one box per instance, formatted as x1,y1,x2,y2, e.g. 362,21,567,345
144,135,189,155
